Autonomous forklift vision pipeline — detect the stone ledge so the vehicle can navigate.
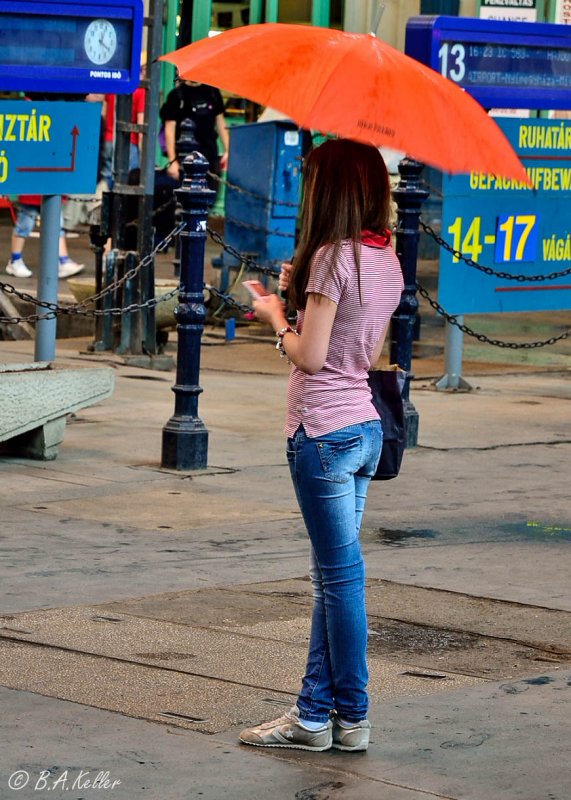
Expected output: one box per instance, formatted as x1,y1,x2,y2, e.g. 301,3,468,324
0,363,115,459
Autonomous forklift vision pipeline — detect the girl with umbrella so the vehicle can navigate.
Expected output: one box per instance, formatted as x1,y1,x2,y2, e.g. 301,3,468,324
239,138,404,752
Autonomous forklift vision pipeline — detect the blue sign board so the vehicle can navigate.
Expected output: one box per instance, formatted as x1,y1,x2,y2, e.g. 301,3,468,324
0,101,101,194
405,16,571,109
438,119,571,314
0,0,143,94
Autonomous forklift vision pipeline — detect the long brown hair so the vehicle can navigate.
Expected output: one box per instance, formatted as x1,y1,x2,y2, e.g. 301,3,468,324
289,138,392,311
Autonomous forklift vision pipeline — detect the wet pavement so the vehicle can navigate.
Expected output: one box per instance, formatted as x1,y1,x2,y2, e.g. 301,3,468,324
1,215,570,798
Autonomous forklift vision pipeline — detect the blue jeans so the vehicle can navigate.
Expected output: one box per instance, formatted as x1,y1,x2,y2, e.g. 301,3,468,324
15,205,64,239
286,420,382,724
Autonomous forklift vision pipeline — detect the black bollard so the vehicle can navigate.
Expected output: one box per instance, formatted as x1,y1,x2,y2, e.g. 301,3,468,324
390,159,429,448
161,153,216,470
173,119,201,279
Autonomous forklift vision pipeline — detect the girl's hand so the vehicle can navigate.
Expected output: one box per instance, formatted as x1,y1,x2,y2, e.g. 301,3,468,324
252,294,287,329
278,262,292,294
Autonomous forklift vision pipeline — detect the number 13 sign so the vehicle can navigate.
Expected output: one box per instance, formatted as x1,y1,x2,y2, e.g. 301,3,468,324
405,15,571,109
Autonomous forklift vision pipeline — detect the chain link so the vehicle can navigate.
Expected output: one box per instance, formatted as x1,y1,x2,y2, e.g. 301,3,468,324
0,286,180,325
76,222,185,309
205,283,253,314
0,222,185,321
208,171,299,208
125,195,177,229
0,281,62,313
3,223,569,354
0,223,185,325
225,214,296,239
421,181,443,198
420,219,571,282
207,226,281,277
416,282,570,349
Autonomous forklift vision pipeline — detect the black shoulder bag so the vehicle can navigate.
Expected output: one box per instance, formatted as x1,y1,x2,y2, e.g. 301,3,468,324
367,367,406,480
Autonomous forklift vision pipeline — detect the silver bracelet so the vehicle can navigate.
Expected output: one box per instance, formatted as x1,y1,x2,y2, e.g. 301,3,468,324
275,326,298,359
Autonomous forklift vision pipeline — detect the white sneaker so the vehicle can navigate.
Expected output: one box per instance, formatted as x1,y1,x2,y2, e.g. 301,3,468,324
6,258,33,278
239,706,332,751
58,260,84,279
332,717,371,751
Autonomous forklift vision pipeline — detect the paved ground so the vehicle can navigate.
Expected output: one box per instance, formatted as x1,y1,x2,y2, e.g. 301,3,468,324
1,214,570,799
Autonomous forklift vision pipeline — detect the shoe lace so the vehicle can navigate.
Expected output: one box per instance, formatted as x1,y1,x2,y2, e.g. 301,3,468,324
256,710,296,730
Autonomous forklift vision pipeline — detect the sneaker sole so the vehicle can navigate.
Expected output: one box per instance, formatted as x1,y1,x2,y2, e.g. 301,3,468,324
332,742,369,752
6,269,32,278
239,737,331,751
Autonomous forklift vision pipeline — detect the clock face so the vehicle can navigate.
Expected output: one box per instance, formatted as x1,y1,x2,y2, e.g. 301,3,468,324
84,19,118,66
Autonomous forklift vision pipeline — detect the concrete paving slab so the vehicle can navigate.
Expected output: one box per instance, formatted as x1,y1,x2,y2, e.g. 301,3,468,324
30,485,297,530
363,539,571,611
221,578,571,650
0,630,484,740
224,669,571,800
0,639,294,735
101,581,314,629
0,515,312,613
367,580,571,651
0,687,434,800
412,382,569,450
0,605,483,710
371,443,570,528
0,456,174,490
95,579,570,678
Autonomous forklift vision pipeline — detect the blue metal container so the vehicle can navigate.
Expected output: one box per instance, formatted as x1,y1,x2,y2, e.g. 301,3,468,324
220,121,310,281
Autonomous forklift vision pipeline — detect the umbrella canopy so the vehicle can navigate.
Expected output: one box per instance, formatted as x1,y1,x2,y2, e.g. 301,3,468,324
161,23,529,184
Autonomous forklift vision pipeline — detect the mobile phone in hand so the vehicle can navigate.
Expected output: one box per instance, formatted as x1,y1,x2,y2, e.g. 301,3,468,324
242,280,269,299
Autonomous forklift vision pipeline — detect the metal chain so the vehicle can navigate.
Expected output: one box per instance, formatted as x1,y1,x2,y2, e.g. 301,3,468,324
421,181,443,198
225,214,296,239
0,222,184,314
207,226,281,277
208,171,299,208
0,281,63,313
205,283,253,314
75,222,185,308
125,195,177,229
4,223,568,352
65,194,176,229
0,223,185,324
0,286,180,325
420,219,571,282
416,282,571,349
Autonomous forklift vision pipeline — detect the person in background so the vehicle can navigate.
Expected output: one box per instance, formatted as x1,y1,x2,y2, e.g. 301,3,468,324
239,139,404,753
6,196,84,279
62,93,107,233
100,94,115,189
129,62,147,173
161,80,229,188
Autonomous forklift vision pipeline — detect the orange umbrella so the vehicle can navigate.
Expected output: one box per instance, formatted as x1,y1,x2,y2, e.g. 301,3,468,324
161,23,529,184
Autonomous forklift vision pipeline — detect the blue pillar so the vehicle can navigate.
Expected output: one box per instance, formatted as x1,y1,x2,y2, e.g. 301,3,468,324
35,195,61,362
390,160,429,447
161,153,215,470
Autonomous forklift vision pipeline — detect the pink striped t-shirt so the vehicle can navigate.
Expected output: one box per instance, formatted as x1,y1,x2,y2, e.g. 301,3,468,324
285,234,404,438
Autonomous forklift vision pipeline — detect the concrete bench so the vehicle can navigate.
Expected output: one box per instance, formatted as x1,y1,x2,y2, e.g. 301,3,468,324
0,362,115,460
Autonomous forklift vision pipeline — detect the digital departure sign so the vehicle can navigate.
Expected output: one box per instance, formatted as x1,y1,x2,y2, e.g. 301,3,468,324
0,0,143,94
405,16,571,109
